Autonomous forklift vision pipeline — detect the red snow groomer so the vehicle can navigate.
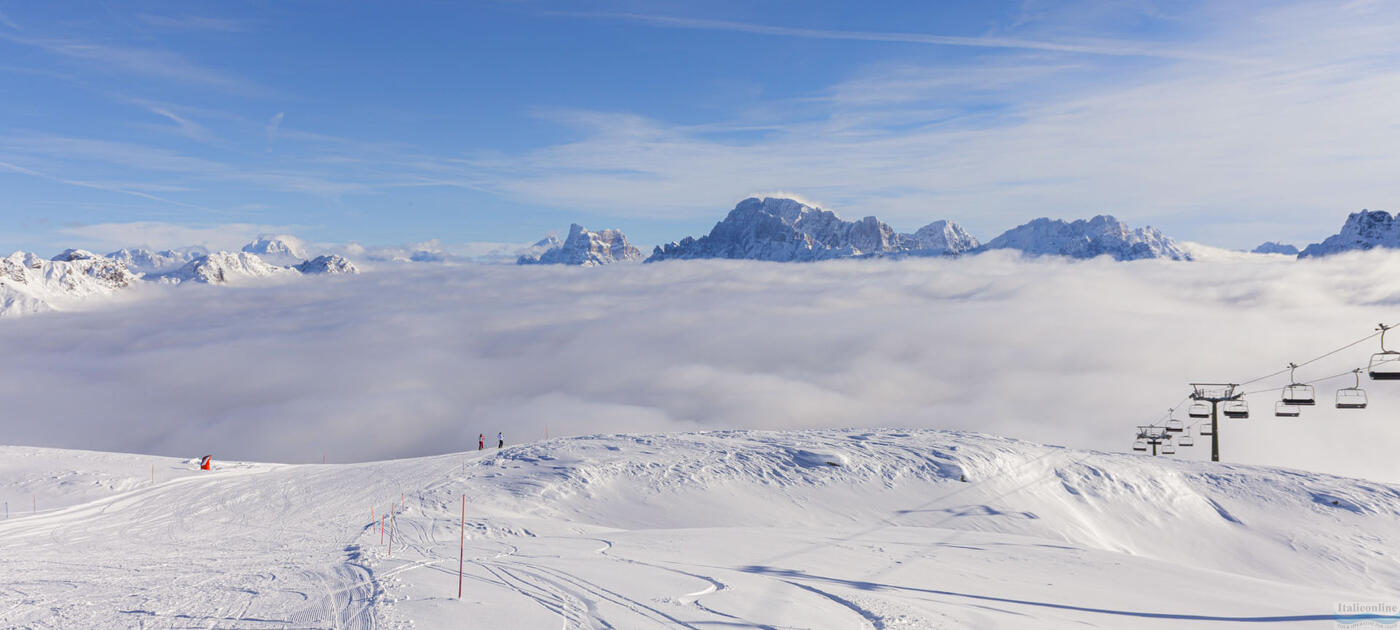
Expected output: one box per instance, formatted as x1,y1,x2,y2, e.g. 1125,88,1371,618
199,455,212,470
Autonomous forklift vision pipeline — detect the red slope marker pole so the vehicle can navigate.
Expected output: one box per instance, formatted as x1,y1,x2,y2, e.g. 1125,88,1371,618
457,494,465,599
380,515,386,544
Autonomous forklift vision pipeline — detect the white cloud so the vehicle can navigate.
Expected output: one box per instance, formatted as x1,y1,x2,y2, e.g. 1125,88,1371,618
2,251,1399,485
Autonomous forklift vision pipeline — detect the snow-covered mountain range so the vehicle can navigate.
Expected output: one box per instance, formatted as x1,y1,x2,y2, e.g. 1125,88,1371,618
241,234,310,264
0,251,140,318
518,223,643,266
0,237,360,318
979,215,1191,261
647,197,980,263
1298,209,1400,258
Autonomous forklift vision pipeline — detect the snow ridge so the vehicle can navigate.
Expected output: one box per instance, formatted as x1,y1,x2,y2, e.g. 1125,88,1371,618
978,215,1191,261
0,251,139,318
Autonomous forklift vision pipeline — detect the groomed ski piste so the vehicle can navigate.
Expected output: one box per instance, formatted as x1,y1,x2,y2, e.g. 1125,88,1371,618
3,429,1399,629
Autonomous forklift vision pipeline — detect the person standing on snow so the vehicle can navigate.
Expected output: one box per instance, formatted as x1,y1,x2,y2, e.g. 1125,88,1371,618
497,432,504,449
478,434,484,450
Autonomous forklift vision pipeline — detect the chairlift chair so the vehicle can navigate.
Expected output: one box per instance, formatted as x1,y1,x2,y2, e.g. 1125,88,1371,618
1281,363,1316,405
1187,401,1211,419
1369,325,1400,380
1166,418,1184,432
1337,368,1368,409
1161,441,1176,455
1178,431,1195,447
1199,422,1214,436
1275,401,1301,418
1222,399,1249,419
1132,438,1147,452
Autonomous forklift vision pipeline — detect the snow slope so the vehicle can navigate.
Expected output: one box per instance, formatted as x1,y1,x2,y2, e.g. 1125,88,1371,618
3,429,1398,629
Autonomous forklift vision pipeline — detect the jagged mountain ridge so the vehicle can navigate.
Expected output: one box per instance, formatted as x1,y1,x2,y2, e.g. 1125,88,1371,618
106,247,208,273
647,197,980,263
1298,210,1400,258
1,244,359,318
518,224,642,266
1,251,140,318
979,215,1191,261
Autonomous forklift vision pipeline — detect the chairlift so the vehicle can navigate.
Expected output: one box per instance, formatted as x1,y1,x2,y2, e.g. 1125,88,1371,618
1222,399,1249,419
1161,441,1176,455
1275,401,1301,418
1187,401,1211,419
1199,422,1214,436
1178,430,1195,447
1281,363,1316,406
1369,324,1400,380
1337,368,1368,409
1132,437,1147,452
1166,418,1184,433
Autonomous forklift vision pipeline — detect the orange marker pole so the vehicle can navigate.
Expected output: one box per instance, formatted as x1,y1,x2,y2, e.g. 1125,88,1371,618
457,494,466,599
380,515,386,544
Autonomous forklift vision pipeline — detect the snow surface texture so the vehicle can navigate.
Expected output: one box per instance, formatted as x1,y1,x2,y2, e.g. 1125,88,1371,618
518,224,642,266
1298,209,1400,258
6,250,1400,483
0,251,139,318
2,429,1398,628
1253,241,1300,255
648,197,980,262
978,215,1191,261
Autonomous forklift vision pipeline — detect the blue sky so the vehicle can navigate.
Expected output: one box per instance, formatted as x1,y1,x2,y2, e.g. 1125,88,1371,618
3,0,1400,255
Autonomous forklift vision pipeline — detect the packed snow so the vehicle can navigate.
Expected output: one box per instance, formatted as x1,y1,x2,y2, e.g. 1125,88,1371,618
2,429,1397,628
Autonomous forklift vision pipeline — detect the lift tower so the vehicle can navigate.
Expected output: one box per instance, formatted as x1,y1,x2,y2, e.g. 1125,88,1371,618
1190,383,1240,462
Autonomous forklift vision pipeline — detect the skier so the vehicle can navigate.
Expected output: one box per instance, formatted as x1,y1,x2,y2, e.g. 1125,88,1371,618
478,434,484,451
497,432,504,449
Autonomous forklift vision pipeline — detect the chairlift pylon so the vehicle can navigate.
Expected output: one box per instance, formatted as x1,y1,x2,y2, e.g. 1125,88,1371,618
1281,363,1316,406
1336,368,1368,409
1369,324,1400,380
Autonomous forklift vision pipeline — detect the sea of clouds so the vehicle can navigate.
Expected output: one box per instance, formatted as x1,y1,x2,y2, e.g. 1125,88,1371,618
4,250,1400,482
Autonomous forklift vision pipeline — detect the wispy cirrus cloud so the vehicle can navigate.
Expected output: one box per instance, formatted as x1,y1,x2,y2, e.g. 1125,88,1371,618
547,11,1242,63
0,33,266,95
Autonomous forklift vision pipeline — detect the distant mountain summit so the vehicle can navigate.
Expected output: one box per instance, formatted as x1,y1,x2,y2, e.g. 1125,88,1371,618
646,197,978,263
1297,210,1400,258
242,234,309,264
979,215,1190,261
1252,242,1299,255
518,224,642,266
294,255,359,275
106,247,207,273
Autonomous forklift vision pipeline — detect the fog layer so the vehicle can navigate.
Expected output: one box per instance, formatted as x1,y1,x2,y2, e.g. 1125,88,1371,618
4,251,1399,481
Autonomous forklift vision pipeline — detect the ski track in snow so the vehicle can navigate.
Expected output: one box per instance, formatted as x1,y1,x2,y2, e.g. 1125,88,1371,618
3,429,1400,629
